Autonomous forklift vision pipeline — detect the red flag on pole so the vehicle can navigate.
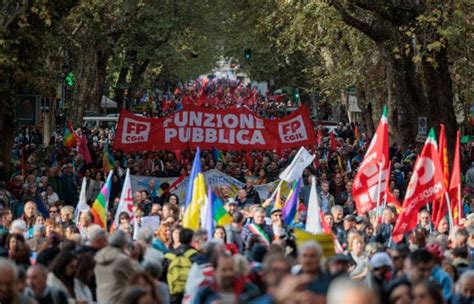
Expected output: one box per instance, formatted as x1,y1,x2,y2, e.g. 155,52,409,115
329,132,337,151
432,124,450,227
317,129,323,146
393,128,446,239
450,130,462,225
352,106,390,215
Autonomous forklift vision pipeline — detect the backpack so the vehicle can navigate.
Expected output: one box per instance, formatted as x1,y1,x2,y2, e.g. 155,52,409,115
165,248,197,295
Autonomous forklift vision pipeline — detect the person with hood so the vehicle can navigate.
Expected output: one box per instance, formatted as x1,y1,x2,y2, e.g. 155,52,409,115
94,230,139,303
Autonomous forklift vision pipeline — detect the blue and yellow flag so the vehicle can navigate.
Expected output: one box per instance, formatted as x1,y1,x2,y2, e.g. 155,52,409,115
183,148,206,230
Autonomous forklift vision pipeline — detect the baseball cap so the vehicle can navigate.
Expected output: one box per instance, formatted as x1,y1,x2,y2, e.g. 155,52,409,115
370,252,393,269
226,198,237,205
271,208,282,215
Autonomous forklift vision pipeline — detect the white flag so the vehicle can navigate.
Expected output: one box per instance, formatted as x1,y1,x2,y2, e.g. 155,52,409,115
306,176,323,234
113,168,134,228
279,147,315,183
75,177,90,223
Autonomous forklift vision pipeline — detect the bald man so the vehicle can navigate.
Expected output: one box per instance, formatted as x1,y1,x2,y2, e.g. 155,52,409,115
24,264,68,304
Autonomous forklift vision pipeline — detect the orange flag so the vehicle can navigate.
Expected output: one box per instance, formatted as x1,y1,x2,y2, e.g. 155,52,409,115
432,124,450,227
450,130,462,225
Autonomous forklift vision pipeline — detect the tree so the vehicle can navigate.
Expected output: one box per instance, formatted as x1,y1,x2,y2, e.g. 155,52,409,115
0,0,78,174
326,1,471,150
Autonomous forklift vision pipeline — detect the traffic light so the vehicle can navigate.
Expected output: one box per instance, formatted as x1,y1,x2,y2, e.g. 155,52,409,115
293,89,300,102
244,49,252,61
65,72,75,88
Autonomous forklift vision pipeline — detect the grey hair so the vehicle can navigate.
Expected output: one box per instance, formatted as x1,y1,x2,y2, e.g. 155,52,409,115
109,230,130,248
0,258,18,281
10,219,27,233
61,205,74,214
299,240,323,258
141,260,163,279
88,225,107,242
193,229,208,242
27,264,48,278
136,227,154,244
328,277,379,304
458,270,474,286
331,205,343,213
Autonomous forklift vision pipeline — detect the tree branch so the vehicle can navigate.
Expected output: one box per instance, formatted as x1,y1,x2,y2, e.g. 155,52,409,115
330,0,386,42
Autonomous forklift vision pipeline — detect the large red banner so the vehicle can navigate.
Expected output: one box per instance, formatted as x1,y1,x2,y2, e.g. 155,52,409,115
113,105,316,152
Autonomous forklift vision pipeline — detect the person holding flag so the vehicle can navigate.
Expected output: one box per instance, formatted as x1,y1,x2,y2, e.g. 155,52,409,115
392,128,446,241
352,106,390,217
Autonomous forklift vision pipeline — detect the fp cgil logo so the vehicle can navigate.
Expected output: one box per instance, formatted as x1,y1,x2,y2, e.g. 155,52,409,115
122,118,150,143
278,115,308,143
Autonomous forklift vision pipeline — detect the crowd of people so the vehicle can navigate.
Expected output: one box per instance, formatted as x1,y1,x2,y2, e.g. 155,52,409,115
2,82,474,304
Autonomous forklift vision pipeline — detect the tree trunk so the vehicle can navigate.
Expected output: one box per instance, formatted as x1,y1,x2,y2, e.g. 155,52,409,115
0,101,16,176
127,59,151,110
71,45,110,123
331,2,457,151
115,65,129,109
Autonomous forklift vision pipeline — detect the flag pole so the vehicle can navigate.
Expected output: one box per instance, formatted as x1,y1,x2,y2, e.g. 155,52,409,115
458,185,462,224
445,192,454,230
375,161,383,221
269,179,284,201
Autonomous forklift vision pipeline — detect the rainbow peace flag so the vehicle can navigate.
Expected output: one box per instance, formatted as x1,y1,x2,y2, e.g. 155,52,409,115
102,141,115,171
63,122,76,148
282,177,302,226
210,189,232,226
183,148,206,230
91,170,113,229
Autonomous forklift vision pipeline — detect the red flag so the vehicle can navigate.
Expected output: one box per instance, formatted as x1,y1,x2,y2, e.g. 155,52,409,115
317,129,323,146
329,132,337,151
450,130,462,225
354,126,360,142
432,124,449,227
393,128,446,238
245,152,254,170
352,106,390,215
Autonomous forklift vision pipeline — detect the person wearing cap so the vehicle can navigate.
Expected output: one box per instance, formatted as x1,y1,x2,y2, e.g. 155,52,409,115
426,242,453,301
365,251,393,300
224,198,237,216
337,214,356,248
270,208,287,241
328,254,354,277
